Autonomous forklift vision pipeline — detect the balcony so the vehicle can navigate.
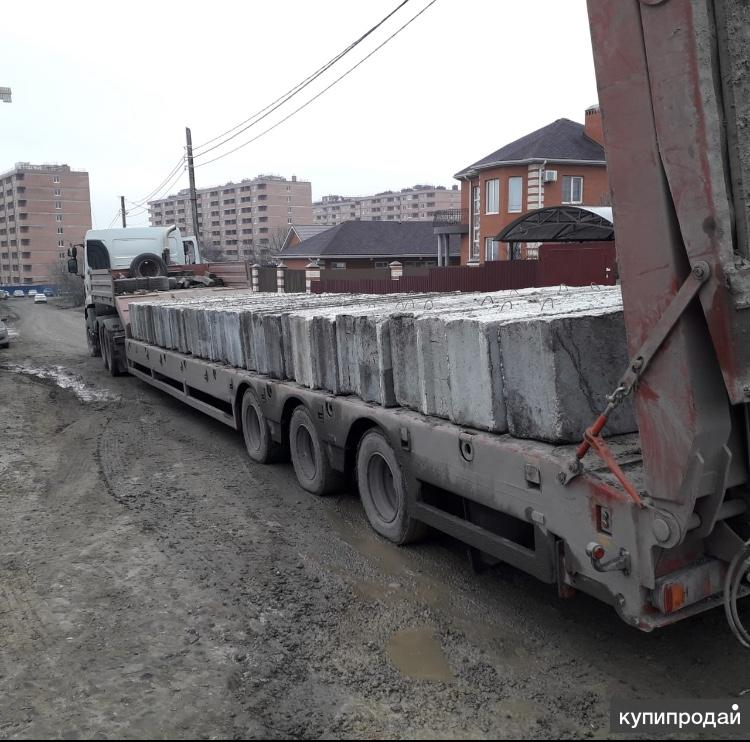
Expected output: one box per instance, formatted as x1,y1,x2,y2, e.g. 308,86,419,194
432,208,469,234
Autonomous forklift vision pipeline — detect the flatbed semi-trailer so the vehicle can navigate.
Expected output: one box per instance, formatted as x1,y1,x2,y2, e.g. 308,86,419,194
70,0,750,641
74,257,748,633
124,336,744,631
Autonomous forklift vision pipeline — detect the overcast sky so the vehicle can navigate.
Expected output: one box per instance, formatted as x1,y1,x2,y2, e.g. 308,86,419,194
1,0,597,229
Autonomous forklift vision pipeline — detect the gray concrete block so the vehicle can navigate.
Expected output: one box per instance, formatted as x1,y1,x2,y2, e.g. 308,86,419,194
416,316,453,419
353,315,397,406
389,313,419,409
499,309,636,442
445,317,507,431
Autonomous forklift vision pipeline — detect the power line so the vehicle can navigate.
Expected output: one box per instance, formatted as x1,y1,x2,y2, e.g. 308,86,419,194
129,155,186,209
107,208,122,228
127,164,188,221
195,0,438,170
192,0,412,156
130,162,187,214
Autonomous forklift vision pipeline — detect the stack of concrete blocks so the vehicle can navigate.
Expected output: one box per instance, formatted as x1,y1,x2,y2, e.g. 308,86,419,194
130,285,635,443
387,287,632,441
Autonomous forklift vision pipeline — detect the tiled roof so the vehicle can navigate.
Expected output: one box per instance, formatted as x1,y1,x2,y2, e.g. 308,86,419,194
279,220,459,259
455,119,605,178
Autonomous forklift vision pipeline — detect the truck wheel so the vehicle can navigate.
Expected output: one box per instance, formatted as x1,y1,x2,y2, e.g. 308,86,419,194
356,429,425,545
105,329,124,377
241,388,280,464
129,252,168,278
99,325,109,370
289,406,342,495
86,315,101,357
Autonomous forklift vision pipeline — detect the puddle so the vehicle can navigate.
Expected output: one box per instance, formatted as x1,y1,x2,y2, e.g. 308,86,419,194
386,627,452,682
0,363,120,403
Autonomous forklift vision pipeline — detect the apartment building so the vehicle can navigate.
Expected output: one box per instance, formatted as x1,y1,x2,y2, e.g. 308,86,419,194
0,163,91,287
453,105,608,264
149,174,312,261
313,184,460,226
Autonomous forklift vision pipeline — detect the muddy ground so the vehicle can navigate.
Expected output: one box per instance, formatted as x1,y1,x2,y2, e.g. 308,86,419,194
0,298,748,739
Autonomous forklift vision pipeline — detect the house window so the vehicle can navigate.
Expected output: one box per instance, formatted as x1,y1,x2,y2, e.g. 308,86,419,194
54,189,61,197
485,179,499,214
331,262,346,270
562,175,583,204
374,261,388,269
58,239,65,247
56,214,63,222
53,175,60,184
508,176,523,213
471,185,480,261
485,237,500,261
54,201,62,209
57,227,63,234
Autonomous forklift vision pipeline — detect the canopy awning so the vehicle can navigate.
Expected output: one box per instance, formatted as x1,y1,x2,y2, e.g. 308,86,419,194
496,205,614,242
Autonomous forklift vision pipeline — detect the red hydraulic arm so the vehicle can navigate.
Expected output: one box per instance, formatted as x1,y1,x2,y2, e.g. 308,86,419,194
586,0,750,547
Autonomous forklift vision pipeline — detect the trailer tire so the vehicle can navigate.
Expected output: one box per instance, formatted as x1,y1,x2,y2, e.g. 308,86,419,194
241,388,280,464
289,406,341,495
356,429,424,545
129,252,168,279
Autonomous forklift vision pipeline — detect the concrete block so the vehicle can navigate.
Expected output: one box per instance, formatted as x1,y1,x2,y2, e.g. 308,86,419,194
499,309,636,442
445,317,506,431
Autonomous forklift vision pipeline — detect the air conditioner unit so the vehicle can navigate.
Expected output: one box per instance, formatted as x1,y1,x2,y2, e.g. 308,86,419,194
543,169,558,183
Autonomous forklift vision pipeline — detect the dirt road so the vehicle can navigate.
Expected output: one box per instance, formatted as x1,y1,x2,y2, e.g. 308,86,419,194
0,299,748,739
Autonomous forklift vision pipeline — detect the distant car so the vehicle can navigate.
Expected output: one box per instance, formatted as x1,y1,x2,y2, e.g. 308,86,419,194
0,290,8,299
27,289,37,297
43,288,54,297
0,319,8,347
12,290,24,297
33,293,47,304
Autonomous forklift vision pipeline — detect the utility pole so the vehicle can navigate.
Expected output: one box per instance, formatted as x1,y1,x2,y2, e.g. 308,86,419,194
120,196,127,227
185,127,201,252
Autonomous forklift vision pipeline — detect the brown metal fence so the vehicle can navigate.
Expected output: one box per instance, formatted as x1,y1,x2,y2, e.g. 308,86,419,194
257,266,277,292
310,243,616,294
284,269,306,293
311,259,538,294
319,268,390,282
538,242,617,286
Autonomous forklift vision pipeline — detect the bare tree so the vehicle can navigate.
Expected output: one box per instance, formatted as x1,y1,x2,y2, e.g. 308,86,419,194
52,261,85,306
268,227,289,256
200,242,226,262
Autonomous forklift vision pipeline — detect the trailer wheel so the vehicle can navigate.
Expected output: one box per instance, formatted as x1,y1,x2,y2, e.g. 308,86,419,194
356,429,424,545
289,406,341,495
241,388,280,464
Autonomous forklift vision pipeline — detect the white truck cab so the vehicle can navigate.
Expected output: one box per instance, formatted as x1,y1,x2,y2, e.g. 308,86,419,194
79,225,202,306
83,225,200,271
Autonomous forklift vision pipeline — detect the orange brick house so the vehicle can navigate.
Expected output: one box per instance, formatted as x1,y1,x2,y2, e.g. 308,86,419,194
453,105,608,264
